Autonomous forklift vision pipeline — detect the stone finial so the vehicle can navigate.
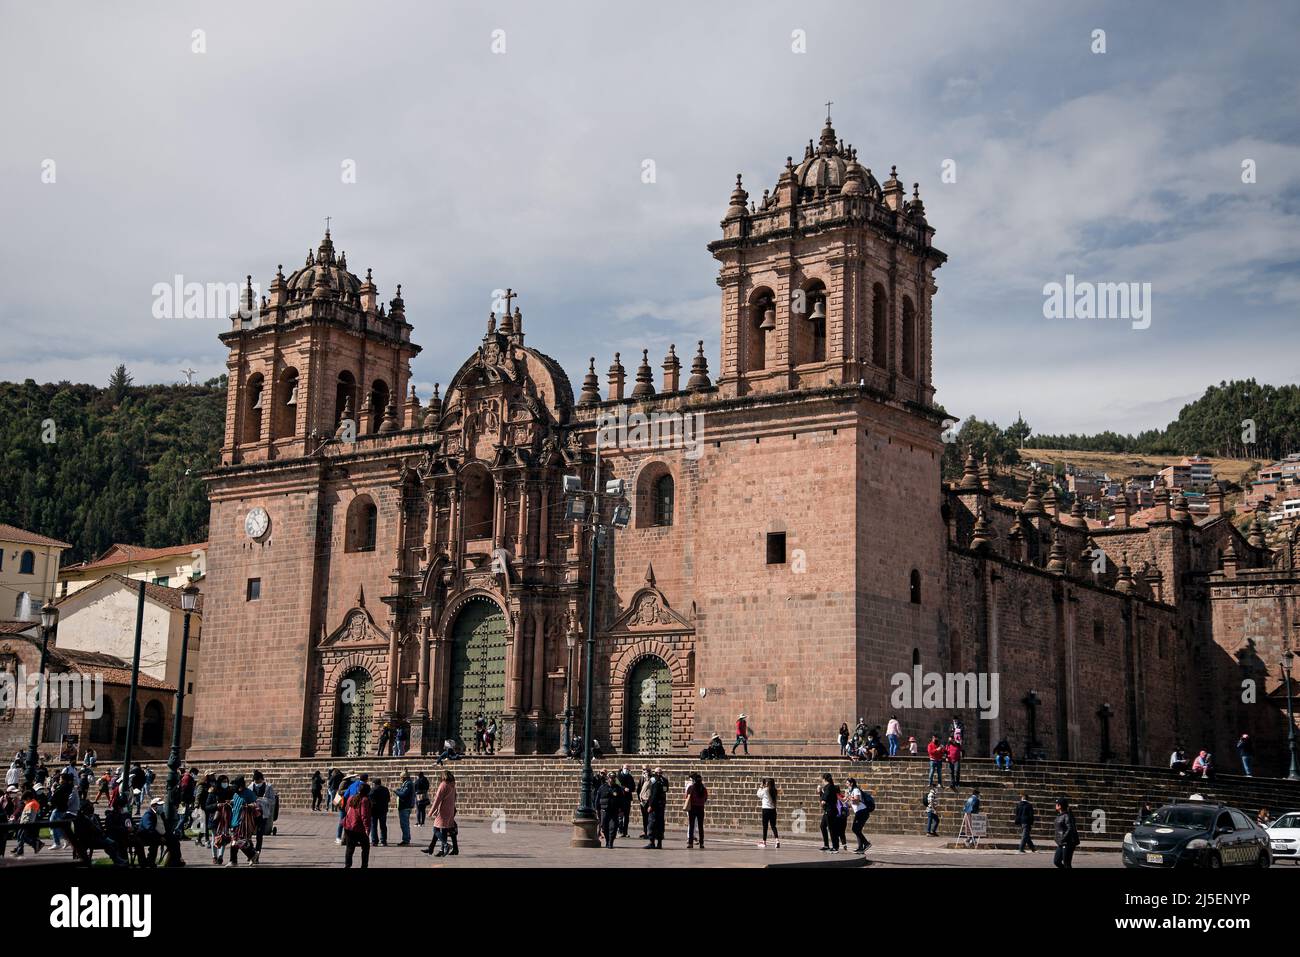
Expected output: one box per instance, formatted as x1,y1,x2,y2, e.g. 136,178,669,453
1113,494,1130,528
958,449,982,493
578,358,601,406
334,397,353,439
499,305,515,335
632,349,655,398
662,344,681,393
725,173,749,220
1067,497,1088,529
378,402,399,433
1116,553,1135,594
979,452,993,491
1046,528,1067,574
1023,476,1044,516
645,562,656,587
487,311,497,335
1222,539,1239,573
422,384,442,429
1172,491,1192,525
970,508,991,552
512,306,524,342
1042,484,1059,519
686,341,711,391
607,352,627,402
1248,513,1267,550
389,283,405,318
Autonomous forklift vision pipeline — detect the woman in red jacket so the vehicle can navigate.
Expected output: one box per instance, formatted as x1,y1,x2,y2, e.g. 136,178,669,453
685,772,708,849
342,783,372,868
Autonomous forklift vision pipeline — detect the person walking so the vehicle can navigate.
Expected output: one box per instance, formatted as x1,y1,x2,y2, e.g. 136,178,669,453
1236,734,1254,777
310,770,324,811
596,771,624,848
733,713,751,754
847,777,873,853
961,787,981,847
251,770,277,856
369,777,391,847
422,771,458,857
643,768,667,849
394,771,414,845
227,775,260,866
342,783,372,868
946,737,963,789
924,785,941,836
1053,797,1079,869
818,773,841,852
415,771,431,827
637,765,653,839
685,772,708,849
1015,792,1037,853
616,765,636,837
327,766,344,809
927,735,945,787
756,778,780,848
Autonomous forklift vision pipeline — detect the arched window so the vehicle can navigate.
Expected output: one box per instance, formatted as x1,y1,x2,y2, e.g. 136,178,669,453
274,367,299,439
243,373,264,443
799,280,827,364
19,551,35,575
368,379,390,434
901,296,917,379
141,700,165,747
871,284,888,368
90,696,115,744
910,569,921,604
13,592,29,618
653,474,675,527
747,288,775,373
335,371,357,425
461,467,495,541
345,495,378,553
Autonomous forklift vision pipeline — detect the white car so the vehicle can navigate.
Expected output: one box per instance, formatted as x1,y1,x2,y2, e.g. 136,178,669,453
1267,812,1300,863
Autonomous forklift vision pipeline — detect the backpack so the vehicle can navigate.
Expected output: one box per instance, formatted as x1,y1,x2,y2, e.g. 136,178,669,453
862,792,875,814
921,791,930,808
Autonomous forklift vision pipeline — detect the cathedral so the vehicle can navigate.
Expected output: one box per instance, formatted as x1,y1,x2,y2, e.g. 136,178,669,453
188,114,1300,771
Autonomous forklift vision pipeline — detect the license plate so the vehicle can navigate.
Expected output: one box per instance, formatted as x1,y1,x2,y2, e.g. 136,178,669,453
1145,852,1164,864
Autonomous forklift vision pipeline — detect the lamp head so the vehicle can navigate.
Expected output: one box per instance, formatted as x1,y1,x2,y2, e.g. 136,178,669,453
40,602,59,632
181,584,200,613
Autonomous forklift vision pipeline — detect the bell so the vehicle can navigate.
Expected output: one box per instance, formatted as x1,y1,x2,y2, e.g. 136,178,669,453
759,306,776,332
250,388,263,410
809,299,827,322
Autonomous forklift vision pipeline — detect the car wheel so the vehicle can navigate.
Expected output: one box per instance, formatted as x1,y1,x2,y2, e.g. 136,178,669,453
1257,850,1270,869
1207,851,1222,869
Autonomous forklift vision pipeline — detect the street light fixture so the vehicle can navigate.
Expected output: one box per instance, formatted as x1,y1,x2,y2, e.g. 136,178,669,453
1282,649,1300,782
164,583,200,860
563,453,628,848
562,631,577,757
24,602,59,788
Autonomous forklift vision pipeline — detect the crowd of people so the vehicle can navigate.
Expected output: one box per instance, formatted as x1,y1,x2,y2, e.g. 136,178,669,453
1,748,279,867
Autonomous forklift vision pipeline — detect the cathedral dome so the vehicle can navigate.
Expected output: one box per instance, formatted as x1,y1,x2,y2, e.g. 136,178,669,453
791,115,851,195
284,228,362,299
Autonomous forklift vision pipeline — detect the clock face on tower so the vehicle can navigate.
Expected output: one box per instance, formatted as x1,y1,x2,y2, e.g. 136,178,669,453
244,506,270,540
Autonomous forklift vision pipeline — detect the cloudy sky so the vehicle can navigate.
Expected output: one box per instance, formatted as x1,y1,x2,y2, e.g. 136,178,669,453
3,0,1298,435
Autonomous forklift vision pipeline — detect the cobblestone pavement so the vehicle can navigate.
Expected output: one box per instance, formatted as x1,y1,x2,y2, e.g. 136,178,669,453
172,810,1122,868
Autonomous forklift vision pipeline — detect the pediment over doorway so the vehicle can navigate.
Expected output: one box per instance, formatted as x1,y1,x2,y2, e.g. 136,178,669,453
319,604,390,650
607,573,693,636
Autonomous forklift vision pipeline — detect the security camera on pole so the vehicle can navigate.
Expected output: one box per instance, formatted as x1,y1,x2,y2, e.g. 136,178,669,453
562,447,630,847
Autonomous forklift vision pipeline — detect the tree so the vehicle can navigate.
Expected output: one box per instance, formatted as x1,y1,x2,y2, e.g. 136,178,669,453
108,364,133,404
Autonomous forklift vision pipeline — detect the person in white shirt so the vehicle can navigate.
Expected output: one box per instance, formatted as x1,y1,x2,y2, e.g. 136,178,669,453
886,716,902,757
755,778,780,848
5,760,22,789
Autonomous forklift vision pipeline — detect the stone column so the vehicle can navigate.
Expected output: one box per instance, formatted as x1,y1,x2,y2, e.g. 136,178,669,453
530,610,547,718
506,607,526,714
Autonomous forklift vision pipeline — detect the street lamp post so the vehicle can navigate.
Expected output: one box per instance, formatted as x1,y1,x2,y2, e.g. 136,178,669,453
1282,650,1300,782
562,632,576,756
563,453,629,848
164,584,200,850
24,602,60,788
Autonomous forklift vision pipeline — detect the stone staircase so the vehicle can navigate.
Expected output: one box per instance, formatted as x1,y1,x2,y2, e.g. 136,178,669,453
194,754,1300,842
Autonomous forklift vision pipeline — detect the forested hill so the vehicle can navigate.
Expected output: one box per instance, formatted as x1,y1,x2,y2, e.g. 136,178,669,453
0,368,225,565
1023,379,1300,459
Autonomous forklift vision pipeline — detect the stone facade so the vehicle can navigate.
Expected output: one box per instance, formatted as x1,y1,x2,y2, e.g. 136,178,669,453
188,114,1300,773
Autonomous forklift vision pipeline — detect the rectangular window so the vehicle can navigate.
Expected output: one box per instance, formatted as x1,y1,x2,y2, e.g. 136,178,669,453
154,576,169,587
766,532,787,565
246,578,261,601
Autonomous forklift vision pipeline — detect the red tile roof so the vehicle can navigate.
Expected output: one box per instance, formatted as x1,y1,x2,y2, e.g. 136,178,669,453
64,541,207,573
0,523,71,549
48,647,175,691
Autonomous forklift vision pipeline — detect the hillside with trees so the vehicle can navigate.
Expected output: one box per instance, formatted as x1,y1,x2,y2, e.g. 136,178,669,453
0,366,225,564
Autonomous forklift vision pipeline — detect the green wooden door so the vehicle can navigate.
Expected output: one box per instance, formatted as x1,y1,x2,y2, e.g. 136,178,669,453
448,600,509,747
333,668,374,757
626,656,672,753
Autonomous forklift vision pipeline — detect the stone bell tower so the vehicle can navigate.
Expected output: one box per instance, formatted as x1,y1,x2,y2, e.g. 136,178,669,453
708,109,945,404
218,225,421,465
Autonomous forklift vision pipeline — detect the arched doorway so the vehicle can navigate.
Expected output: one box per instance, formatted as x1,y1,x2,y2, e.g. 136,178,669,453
447,598,508,747
333,668,374,757
625,656,672,753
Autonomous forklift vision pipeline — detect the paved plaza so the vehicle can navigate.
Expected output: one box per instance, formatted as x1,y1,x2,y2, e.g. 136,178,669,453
170,810,1121,868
